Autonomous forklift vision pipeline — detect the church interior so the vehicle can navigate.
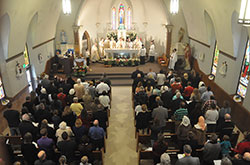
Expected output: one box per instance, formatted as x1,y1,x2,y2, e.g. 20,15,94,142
0,0,250,164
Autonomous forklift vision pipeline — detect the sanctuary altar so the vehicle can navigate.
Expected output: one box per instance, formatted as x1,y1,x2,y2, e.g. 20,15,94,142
104,48,140,60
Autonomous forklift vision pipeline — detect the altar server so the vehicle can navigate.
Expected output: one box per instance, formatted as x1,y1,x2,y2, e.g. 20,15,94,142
140,44,146,65
149,40,156,62
91,43,100,62
168,48,178,70
85,48,90,66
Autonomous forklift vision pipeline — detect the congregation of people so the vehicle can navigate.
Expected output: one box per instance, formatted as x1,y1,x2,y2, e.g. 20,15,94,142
3,74,112,165
132,67,250,165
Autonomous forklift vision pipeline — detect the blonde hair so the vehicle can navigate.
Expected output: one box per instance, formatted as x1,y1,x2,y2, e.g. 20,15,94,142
75,118,83,128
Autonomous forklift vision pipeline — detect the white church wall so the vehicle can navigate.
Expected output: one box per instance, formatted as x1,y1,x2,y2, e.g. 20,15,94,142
214,27,248,95
0,0,61,97
55,0,83,50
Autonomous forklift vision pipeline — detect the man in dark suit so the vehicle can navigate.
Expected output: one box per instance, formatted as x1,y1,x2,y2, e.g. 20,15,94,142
3,102,20,135
176,144,200,165
131,67,144,80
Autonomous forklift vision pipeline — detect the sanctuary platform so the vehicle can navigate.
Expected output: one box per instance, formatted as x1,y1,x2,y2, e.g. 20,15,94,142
84,62,164,86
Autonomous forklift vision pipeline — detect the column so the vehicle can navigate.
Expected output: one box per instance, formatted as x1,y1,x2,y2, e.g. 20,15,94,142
73,25,81,56
165,24,173,57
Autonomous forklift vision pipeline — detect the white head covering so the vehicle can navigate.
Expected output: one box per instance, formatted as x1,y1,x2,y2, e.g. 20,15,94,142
59,121,67,130
41,88,46,94
69,88,75,95
181,116,190,127
198,81,205,88
77,78,81,84
161,86,169,93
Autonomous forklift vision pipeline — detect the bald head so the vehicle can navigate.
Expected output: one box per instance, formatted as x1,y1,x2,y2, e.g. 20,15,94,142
244,152,250,161
224,113,231,120
93,120,99,126
37,150,46,160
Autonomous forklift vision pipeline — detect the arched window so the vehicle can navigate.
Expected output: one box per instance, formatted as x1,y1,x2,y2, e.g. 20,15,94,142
237,39,250,98
211,42,220,76
127,7,132,30
112,7,116,30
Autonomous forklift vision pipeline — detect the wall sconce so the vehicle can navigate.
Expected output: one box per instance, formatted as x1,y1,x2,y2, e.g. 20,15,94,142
219,61,228,76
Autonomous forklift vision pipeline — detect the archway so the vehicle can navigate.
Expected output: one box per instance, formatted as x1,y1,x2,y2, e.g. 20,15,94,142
82,30,91,52
26,13,38,91
0,13,11,97
204,10,216,46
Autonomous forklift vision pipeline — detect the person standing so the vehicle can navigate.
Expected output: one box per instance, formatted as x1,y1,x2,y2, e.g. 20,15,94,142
149,40,156,62
3,102,20,136
85,48,90,66
168,48,178,70
74,78,85,101
140,44,146,64
91,43,100,62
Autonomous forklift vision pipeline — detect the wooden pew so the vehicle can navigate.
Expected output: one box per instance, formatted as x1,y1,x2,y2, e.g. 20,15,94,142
136,133,151,152
138,149,180,165
136,131,240,153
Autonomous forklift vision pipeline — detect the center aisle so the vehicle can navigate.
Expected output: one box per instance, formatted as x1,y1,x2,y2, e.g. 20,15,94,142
104,86,137,165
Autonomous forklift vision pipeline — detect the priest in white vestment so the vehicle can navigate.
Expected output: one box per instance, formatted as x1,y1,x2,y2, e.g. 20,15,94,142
110,37,116,49
99,38,104,58
126,38,133,49
134,37,142,49
168,48,178,70
116,38,126,49
91,43,100,62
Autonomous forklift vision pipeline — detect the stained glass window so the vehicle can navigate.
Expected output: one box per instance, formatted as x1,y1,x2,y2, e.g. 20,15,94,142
211,42,220,76
112,7,116,30
118,4,125,29
127,7,132,30
23,44,30,68
0,77,5,99
237,40,250,98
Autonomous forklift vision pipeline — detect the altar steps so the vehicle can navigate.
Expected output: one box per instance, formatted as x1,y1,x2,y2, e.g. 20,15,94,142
85,73,135,86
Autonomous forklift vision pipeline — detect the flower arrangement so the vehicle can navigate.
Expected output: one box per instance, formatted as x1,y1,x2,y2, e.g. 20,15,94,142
126,32,137,41
72,66,88,77
104,58,140,67
107,32,118,41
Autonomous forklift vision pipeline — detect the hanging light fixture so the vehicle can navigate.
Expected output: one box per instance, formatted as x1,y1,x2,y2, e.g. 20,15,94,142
170,0,179,15
238,0,250,25
62,0,72,15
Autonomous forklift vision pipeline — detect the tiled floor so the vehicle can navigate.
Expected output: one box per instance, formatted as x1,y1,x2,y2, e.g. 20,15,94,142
104,86,138,165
